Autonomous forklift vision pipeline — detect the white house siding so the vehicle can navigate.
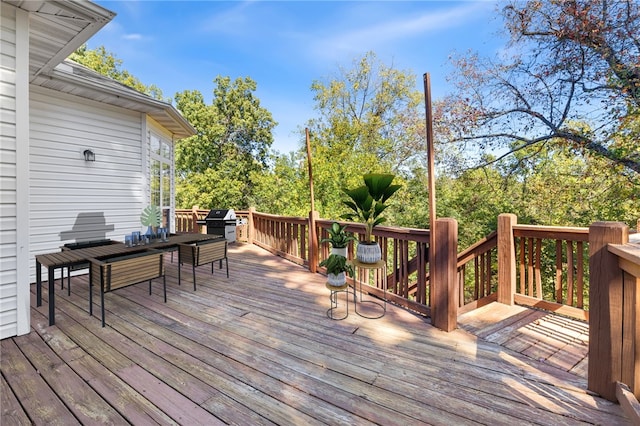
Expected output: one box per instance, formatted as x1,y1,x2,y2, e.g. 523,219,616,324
29,86,147,282
1,3,30,338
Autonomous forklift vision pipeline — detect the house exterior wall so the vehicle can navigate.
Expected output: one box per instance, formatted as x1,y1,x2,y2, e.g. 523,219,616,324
1,0,188,339
1,3,30,338
29,86,148,282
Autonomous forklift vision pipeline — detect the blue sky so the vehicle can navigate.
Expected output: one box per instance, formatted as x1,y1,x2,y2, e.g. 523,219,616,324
90,1,506,154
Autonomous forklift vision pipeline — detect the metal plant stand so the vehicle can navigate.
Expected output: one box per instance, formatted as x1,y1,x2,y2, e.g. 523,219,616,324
326,282,350,320
351,259,387,319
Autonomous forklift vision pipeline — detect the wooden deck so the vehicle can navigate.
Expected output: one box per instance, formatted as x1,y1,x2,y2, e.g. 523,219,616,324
458,302,590,379
1,243,631,425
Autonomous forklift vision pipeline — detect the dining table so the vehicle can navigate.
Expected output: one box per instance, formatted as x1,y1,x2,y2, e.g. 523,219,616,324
35,233,223,326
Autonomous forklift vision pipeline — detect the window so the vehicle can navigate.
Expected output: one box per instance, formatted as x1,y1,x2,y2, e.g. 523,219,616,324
150,133,172,227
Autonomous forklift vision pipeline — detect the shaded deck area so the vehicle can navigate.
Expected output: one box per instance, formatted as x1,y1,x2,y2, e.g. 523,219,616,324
2,244,630,425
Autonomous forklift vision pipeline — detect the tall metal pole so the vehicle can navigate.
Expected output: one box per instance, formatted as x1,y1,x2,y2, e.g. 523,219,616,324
424,73,437,303
306,128,318,272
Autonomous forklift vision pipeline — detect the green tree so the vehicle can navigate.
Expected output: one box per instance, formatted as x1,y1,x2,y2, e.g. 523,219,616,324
430,142,640,248
438,0,640,175
249,152,310,217
70,45,164,100
506,143,640,228
303,52,420,220
432,166,516,248
175,166,246,209
174,76,277,209
309,52,424,172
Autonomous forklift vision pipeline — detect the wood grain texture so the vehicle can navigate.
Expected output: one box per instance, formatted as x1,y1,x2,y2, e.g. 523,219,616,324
3,244,632,425
589,222,628,401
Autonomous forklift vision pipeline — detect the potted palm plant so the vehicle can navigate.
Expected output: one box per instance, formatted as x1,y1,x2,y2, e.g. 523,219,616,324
342,173,401,263
140,205,162,239
320,222,356,258
320,254,354,287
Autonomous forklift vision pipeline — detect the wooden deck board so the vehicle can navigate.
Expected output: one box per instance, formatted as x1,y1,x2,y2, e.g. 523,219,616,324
112,288,433,425
0,338,79,424
1,358,33,425
38,294,321,425
1,243,632,425
29,308,181,426
11,323,129,425
458,300,591,377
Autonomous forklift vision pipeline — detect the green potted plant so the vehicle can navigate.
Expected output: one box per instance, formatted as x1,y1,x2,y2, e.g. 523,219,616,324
140,205,162,238
320,222,356,258
342,173,401,263
319,253,354,287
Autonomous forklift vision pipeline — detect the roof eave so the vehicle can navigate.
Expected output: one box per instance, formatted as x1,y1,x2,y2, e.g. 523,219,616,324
44,64,197,139
6,0,117,80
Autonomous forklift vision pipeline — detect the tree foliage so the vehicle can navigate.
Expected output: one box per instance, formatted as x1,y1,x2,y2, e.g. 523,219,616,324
309,52,424,173
434,144,640,247
249,152,310,217
174,76,277,209
507,143,640,227
70,45,165,100
437,0,640,175
292,52,419,220
70,30,636,246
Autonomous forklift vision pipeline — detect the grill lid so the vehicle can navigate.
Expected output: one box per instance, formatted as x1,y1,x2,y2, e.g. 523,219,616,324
204,209,236,221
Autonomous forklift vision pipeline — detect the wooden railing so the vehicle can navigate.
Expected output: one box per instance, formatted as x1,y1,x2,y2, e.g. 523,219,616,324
588,222,640,406
513,224,590,320
251,211,309,266
456,232,497,314
175,208,206,234
497,214,590,321
316,219,431,316
176,209,597,322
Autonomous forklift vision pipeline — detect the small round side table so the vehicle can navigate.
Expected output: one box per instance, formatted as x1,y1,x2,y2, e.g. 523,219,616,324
351,259,387,319
326,282,349,320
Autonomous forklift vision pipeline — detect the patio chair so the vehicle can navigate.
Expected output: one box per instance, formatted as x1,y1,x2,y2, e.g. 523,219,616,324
89,249,166,327
178,238,228,290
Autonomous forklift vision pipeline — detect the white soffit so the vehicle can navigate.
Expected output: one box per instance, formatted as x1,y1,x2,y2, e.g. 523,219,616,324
4,0,115,81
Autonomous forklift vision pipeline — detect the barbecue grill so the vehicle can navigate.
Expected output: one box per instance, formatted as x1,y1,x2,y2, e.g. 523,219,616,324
197,209,237,242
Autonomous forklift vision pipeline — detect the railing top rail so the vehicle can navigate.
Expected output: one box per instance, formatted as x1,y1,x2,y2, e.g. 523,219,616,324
316,219,431,243
608,242,640,278
252,211,308,225
457,231,497,266
513,224,589,241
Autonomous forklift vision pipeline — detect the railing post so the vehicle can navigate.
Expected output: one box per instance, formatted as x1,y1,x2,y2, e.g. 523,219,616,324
247,207,255,244
497,213,517,305
431,218,458,332
588,221,629,401
191,205,200,234
622,270,640,401
308,211,319,273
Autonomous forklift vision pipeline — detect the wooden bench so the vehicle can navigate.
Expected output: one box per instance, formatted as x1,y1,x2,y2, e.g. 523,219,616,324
89,249,166,327
178,238,228,290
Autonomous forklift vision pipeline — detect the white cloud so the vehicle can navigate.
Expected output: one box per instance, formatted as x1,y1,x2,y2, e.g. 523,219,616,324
198,1,256,36
307,2,492,63
123,33,143,41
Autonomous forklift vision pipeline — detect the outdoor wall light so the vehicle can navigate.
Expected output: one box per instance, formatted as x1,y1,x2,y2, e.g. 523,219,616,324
83,149,95,162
